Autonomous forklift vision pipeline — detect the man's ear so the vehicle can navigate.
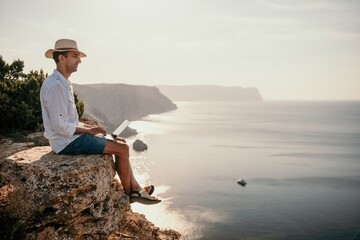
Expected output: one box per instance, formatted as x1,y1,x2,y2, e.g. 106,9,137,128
59,54,67,62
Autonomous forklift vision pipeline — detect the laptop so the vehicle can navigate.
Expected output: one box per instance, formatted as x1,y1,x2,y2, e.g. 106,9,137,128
95,119,130,140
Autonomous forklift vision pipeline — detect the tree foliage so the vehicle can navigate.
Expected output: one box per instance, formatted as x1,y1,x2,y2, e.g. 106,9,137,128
74,93,84,118
0,55,84,132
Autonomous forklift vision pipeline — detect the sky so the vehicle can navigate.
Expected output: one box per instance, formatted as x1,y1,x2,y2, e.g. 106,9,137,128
1,0,359,100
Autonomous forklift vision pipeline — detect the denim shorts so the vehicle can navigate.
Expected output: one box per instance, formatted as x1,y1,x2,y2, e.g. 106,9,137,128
58,134,107,155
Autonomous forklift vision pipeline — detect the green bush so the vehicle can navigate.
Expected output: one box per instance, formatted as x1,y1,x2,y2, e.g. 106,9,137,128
0,55,84,133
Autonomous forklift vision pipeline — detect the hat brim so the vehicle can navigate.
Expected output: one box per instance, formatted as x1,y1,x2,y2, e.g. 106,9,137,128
45,49,87,59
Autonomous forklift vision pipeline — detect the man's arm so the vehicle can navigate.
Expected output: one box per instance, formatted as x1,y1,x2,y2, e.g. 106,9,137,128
75,124,106,136
45,85,78,138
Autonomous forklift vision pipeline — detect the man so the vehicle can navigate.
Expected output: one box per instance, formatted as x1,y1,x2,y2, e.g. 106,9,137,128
40,39,160,205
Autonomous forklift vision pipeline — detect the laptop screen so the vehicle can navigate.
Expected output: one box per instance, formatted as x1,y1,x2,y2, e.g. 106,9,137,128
112,119,130,136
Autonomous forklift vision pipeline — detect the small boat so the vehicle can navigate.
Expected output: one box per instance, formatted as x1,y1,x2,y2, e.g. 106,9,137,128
237,179,247,187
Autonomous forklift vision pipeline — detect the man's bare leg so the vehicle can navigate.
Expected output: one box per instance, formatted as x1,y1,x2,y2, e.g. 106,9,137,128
103,139,160,204
114,155,142,194
114,155,131,195
103,140,133,195
129,164,142,191
103,139,142,195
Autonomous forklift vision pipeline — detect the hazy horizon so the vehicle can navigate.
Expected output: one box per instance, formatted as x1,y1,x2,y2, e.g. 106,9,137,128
1,0,359,101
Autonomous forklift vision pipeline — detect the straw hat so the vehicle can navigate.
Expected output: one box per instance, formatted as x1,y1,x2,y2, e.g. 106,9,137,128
45,39,87,59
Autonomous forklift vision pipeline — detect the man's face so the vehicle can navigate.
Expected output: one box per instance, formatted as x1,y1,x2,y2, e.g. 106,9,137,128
63,51,81,73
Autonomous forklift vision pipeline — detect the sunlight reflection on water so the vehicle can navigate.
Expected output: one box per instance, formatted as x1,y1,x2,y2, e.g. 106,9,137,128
124,133,220,239
126,153,226,239
128,153,203,238
130,184,225,239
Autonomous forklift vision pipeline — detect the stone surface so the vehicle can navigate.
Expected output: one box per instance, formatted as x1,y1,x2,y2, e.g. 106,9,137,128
0,141,180,240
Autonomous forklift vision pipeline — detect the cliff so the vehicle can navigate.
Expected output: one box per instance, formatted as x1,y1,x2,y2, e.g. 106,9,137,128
0,140,180,240
73,84,177,132
157,85,263,101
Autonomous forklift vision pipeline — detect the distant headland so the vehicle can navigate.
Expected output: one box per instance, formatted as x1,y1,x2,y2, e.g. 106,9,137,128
73,83,177,132
157,85,263,102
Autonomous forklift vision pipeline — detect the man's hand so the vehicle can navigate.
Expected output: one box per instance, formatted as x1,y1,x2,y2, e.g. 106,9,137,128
87,125,106,136
115,136,126,143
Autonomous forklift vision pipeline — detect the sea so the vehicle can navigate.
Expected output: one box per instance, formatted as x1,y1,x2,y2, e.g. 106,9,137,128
125,101,360,240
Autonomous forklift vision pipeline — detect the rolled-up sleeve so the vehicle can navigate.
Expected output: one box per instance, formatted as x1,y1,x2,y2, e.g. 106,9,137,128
45,85,77,138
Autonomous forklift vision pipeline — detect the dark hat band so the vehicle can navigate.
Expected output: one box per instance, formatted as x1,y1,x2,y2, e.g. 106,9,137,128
55,48,78,51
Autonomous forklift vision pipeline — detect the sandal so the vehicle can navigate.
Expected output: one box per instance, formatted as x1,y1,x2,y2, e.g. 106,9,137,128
130,189,161,205
144,185,155,195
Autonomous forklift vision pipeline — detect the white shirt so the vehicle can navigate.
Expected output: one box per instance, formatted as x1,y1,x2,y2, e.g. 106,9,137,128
40,69,80,153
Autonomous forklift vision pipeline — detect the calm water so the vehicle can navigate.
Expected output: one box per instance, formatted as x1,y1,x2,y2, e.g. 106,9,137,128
127,101,360,240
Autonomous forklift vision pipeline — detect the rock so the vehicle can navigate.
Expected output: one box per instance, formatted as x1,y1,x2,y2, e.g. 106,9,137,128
26,132,49,146
133,139,148,152
0,144,180,239
26,132,44,139
0,139,35,159
0,146,122,239
111,211,180,240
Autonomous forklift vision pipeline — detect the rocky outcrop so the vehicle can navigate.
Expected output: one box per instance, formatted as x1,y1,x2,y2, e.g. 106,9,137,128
0,140,180,240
